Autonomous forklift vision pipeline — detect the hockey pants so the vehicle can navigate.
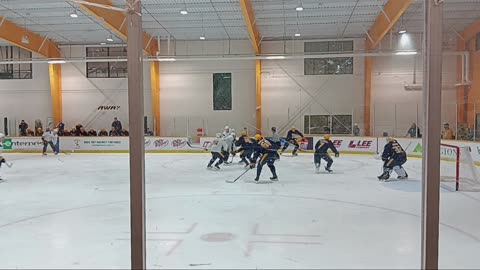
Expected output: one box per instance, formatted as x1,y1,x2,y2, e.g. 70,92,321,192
43,141,56,153
383,158,407,177
314,153,333,168
240,149,254,165
282,140,299,154
256,154,277,178
208,152,224,167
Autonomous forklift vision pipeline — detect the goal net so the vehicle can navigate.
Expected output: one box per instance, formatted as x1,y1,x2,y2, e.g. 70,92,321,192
440,144,480,191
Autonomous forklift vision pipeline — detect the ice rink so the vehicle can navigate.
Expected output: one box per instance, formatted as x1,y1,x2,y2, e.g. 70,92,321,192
0,152,479,269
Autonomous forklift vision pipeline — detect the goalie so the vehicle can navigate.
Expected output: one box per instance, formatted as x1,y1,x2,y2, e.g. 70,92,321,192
378,137,408,181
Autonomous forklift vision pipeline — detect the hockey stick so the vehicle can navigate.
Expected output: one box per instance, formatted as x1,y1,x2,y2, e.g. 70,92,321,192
5,162,12,168
226,168,251,183
186,141,208,150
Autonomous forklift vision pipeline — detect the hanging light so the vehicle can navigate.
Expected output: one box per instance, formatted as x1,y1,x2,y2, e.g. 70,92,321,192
398,16,407,34
180,0,188,15
69,9,79,18
106,35,114,42
200,36,206,40
295,32,301,37
296,1,304,11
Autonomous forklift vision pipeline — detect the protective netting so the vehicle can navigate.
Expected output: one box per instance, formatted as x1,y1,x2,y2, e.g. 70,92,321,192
440,145,480,191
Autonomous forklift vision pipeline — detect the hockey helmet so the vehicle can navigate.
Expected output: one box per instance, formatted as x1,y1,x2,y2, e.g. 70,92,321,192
216,133,223,138
254,134,262,141
291,126,296,131
241,131,247,136
386,137,395,143
271,127,276,132
324,134,331,140
224,125,230,130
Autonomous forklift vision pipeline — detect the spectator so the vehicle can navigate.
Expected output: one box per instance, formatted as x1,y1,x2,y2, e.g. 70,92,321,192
406,123,421,138
353,123,360,136
63,129,71,136
441,123,454,139
75,123,83,136
88,128,97,136
145,128,154,136
121,128,129,136
19,120,28,136
56,121,65,136
109,127,119,136
70,127,77,136
112,117,122,134
26,128,34,137
98,128,108,136
35,127,43,136
79,127,88,136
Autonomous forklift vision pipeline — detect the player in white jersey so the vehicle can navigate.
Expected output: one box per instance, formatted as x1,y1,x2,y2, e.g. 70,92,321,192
42,128,58,156
222,126,230,137
223,130,236,164
0,133,12,181
207,133,228,170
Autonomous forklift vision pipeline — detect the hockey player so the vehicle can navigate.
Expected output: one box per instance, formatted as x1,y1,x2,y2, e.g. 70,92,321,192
314,134,339,173
281,126,304,156
207,133,228,170
223,131,236,164
0,133,12,182
378,137,408,181
42,128,58,156
251,134,279,182
235,131,256,167
222,126,230,137
271,127,281,159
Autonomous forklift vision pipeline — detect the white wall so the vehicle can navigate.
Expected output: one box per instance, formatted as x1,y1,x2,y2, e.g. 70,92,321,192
158,40,256,136
0,54,51,135
61,46,152,133
261,38,366,135
371,33,458,137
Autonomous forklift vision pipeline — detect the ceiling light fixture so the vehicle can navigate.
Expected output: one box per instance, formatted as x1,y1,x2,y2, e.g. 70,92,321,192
398,15,407,34
296,1,304,11
100,42,107,45
295,32,301,37
21,35,30,44
200,36,206,40
48,60,67,64
157,57,177,62
180,0,188,15
106,36,114,42
266,56,286,60
70,9,79,18
395,51,418,55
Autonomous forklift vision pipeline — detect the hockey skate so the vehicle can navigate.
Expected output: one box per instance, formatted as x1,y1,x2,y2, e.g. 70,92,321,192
214,164,221,170
397,173,409,180
325,166,332,173
377,172,390,181
270,175,279,181
254,176,259,182
315,166,320,174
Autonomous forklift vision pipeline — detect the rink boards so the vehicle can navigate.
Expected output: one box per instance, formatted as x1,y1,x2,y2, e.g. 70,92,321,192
3,136,480,164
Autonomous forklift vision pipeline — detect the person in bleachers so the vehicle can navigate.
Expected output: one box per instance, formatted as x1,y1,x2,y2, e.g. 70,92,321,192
441,123,454,140
112,117,122,134
98,128,108,136
406,123,421,138
56,121,65,136
109,127,119,136
120,128,129,136
88,128,97,136
78,127,88,136
145,128,154,136
75,123,83,136
35,128,43,136
26,128,34,137
70,127,77,136
19,120,28,136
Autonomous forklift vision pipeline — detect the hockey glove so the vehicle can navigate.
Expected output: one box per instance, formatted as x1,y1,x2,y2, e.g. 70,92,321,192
249,163,256,169
335,153,340,158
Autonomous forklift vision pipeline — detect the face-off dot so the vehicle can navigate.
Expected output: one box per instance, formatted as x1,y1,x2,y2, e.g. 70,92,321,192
200,233,235,242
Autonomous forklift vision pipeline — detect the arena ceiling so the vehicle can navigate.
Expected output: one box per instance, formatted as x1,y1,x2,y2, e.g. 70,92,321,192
0,0,479,46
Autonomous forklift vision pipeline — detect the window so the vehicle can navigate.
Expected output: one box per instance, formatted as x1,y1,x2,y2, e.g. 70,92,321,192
86,47,127,78
213,73,232,111
0,46,32,79
304,41,354,75
304,114,353,135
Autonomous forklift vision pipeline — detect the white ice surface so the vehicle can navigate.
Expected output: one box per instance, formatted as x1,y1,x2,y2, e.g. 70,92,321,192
0,153,479,269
